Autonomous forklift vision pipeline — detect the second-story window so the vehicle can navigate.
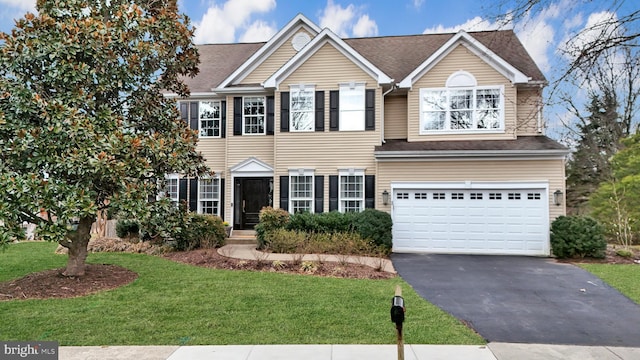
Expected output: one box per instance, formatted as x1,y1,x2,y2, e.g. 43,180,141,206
199,101,221,137
290,85,315,131
243,96,265,135
339,83,365,131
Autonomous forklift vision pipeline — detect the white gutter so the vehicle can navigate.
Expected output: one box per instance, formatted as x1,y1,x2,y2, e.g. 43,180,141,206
211,87,267,94
381,84,397,144
374,149,570,159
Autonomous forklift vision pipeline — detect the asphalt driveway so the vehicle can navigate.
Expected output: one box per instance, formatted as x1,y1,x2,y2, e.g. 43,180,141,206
391,254,640,346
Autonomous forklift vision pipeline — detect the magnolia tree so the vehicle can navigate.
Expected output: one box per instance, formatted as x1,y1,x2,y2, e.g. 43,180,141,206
0,0,209,276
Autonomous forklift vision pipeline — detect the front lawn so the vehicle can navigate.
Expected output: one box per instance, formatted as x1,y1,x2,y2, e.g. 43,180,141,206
580,263,640,304
0,242,484,346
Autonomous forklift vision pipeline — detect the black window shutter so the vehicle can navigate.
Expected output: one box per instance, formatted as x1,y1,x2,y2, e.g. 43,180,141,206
178,178,187,205
315,91,325,132
329,175,338,211
314,175,324,213
280,92,290,132
189,179,198,212
180,102,188,124
365,89,375,131
279,176,289,211
266,96,274,135
189,102,199,131
221,101,226,138
365,175,375,209
329,90,339,131
233,97,242,136
219,179,225,219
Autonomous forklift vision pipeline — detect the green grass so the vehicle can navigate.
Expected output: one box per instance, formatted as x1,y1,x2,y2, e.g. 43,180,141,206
580,263,640,304
0,242,484,346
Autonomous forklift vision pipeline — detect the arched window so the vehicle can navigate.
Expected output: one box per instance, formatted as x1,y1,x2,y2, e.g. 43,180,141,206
419,71,504,133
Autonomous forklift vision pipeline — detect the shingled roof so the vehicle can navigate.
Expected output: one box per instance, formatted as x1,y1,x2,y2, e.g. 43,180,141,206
375,136,568,158
183,29,545,93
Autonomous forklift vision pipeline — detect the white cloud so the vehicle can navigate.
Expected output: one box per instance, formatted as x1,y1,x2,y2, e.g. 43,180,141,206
239,20,277,43
0,0,35,12
423,16,504,34
319,0,378,38
353,14,378,37
193,0,276,44
413,0,425,9
561,11,619,56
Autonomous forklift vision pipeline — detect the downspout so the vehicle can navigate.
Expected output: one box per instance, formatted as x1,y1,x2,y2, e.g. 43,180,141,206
381,84,397,144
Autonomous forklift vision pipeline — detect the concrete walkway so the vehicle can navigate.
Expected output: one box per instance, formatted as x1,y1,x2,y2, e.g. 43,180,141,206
217,244,396,273
59,343,640,359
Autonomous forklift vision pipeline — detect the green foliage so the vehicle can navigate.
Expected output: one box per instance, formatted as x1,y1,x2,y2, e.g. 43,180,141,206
115,219,140,239
0,0,208,272
616,249,633,258
352,209,393,249
589,133,640,245
255,207,290,249
264,228,305,253
550,216,607,258
180,213,226,250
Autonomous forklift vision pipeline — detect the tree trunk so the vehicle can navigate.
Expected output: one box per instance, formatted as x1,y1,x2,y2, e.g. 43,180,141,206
63,216,95,277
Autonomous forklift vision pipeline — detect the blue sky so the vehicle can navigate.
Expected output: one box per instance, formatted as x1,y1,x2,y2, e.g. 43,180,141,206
0,0,632,138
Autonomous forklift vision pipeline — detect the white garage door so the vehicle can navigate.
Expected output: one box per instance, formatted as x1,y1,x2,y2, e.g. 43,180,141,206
392,187,549,255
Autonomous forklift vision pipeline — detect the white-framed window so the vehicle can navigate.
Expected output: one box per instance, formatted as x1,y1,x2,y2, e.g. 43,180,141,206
290,85,315,132
289,170,314,214
199,101,221,138
198,177,220,215
243,96,265,135
164,174,180,205
339,169,364,212
420,86,504,133
339,83,365,131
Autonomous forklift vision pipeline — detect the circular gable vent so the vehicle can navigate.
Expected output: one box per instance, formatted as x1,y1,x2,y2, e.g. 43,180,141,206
292,32,311,51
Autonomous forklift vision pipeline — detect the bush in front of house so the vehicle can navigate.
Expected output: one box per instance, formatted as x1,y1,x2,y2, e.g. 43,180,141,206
180,213,227,250
255,207,291,249
550,215,607,259
115,219,140,239
352,209,392,249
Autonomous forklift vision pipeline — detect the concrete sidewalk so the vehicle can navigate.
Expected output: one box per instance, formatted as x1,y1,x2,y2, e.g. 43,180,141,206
59,343,640,360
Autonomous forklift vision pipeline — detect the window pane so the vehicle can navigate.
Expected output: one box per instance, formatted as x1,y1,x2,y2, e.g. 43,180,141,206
199,178,220,215
423,90,446,111
200,101,220,138
243,97,265,134
450,110,472,129
423,111,445,130
339,85,365,131
290,175,313,213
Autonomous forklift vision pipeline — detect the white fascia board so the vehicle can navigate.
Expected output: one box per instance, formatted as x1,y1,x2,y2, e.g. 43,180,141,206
391,180,549,190
374,149,569,160
398,30,530,88
218,14,321,89
211,87,267,94
163,92,218,99
264,29,393,89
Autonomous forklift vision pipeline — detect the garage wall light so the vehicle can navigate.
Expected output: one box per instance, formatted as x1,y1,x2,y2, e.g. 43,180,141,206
382,190,389,205
553,189,563,206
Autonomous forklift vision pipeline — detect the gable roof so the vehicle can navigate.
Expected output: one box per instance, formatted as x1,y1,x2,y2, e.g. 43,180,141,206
263,28,393,89
178,20,546,94
218,14,321,88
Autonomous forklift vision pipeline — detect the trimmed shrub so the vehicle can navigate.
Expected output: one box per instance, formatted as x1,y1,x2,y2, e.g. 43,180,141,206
352,209,392,249
115,219,140,239
265,228,306,253
182,214,227,250
255,207,290,249
550,216,607,259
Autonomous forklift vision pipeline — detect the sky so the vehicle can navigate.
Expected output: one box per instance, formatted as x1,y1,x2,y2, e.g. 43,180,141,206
0,0,634,139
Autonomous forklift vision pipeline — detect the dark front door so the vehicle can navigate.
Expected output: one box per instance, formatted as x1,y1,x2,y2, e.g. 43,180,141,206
234,177,272,229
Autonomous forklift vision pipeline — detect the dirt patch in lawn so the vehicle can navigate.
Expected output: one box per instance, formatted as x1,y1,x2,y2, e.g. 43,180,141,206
0,264,138,301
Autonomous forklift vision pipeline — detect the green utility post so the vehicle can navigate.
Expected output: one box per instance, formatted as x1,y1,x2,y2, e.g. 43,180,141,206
390,285,406,360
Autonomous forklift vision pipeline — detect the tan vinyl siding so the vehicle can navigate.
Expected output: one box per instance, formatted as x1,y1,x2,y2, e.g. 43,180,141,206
241,30,312,85
376,158,566,222
517,88,542,135
384,95,408,140
196,140,226,172
407,44,517,142
273,42,381,210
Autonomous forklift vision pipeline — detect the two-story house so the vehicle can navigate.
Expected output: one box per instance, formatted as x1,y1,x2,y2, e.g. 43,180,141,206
165,14,568,256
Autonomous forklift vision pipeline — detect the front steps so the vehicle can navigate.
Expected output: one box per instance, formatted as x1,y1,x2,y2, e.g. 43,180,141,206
226,229,257,245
